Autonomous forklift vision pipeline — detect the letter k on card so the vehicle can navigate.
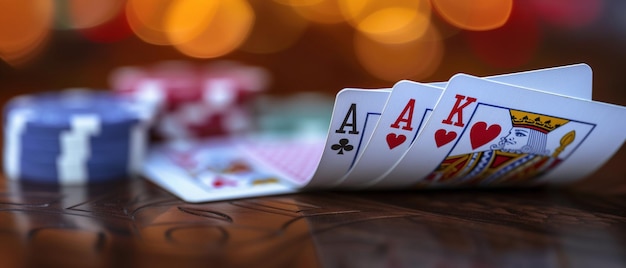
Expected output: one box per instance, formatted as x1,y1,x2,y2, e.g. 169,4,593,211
436,94,477,147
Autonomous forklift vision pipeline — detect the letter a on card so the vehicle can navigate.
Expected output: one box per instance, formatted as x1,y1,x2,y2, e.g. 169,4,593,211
306,88,391,188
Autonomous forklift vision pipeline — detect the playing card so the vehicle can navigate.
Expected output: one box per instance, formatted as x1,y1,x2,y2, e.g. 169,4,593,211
430,63,593,100
142,138,299,203
305,88,391,188
237,135,326,185
338,63,593,189
376,74,626,189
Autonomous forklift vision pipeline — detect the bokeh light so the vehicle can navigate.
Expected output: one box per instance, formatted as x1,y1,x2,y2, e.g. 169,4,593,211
357,7,430,44
465,1,539,68
0,0,623,91
338,0,430,26
281,0,345,24
432,0,513,31
164,0,219,45
0,1,54,66
0,31,49,68
126,0,177,45
240,0,309,54
67,0,124,30
338,0,432,44
272,0,321,6
166,0,254,58
529,0,603,30
77,5,133,43
354,25,444,82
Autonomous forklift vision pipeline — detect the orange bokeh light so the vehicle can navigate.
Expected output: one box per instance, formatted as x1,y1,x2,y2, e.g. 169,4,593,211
354,25,444,82
339,0,430,26
126,0,177,45
165,0,220,45
283,0,345,24
167,0,254,58
432,0,513,31
0,0,53,66
357,7,430,44
240,0,309,54
68,0,124,29
0,30,48,67
338,0,432,44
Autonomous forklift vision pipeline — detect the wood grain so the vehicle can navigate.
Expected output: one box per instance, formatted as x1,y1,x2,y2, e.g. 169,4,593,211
0,177,624,267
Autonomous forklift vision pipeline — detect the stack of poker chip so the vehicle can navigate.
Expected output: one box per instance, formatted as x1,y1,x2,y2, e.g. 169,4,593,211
3,89,150,185
109,60,269,140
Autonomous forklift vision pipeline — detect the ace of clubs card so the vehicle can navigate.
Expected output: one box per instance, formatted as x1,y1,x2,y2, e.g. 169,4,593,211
304,88,391,188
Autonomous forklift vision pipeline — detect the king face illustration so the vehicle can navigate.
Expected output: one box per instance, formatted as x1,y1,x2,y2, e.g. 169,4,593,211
427,109,579,186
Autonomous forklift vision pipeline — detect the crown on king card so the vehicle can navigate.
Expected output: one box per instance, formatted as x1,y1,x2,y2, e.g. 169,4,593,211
509,110,569,133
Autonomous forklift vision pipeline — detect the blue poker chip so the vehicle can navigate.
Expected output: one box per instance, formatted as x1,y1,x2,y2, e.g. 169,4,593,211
20,122,140,138
18,161,131,184
17,147,131,166
16,128,136,142
18,133,133,154
3,88,149,185
3,89,149,136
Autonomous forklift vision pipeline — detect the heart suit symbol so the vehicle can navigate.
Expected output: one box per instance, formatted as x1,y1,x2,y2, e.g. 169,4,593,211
386,133,406,149
470,121,501,150
434,129,457,147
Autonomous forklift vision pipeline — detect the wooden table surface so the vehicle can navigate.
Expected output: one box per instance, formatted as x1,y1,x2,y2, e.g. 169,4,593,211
0,176,624,268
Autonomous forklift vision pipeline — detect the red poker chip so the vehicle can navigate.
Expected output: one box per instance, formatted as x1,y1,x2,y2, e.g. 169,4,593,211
109,60,268,140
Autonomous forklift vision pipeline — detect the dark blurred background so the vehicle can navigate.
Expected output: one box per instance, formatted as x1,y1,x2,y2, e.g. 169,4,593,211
0,0,624,191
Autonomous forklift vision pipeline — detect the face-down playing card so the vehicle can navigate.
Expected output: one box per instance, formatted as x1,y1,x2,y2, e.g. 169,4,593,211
142,138,300,203
377,74,626,189
337,63,593,189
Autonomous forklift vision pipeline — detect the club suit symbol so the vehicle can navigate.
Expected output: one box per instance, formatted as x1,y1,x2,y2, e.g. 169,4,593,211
331,139,353,155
